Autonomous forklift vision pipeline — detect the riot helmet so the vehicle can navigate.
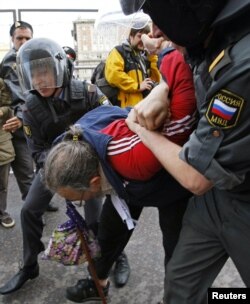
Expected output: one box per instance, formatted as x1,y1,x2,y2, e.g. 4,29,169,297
16,38,69,93
120,0,228,48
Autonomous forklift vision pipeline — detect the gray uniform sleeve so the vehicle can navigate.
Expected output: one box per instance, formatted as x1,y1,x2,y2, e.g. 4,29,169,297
180,33,250,190
179,129,245,190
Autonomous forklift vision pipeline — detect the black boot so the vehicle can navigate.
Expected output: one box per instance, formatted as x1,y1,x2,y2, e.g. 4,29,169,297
66,277,109,302
114,252,130,287
0,264,39,295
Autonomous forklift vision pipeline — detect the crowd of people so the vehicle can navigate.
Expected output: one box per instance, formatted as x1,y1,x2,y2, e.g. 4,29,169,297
0,0,250,303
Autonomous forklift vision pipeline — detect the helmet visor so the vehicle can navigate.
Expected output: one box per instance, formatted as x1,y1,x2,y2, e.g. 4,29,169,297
17,57,64,93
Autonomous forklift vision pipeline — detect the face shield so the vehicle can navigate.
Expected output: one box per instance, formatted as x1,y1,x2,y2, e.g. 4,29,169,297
16,38,68,93
17,57,65,93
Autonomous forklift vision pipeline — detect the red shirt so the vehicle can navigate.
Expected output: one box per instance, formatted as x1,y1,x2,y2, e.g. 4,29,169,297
160,49,196,146
101,119,162,181
101,49,197,181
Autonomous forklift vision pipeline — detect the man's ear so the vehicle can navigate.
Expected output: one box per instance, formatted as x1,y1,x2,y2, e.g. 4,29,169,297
89,176,101,193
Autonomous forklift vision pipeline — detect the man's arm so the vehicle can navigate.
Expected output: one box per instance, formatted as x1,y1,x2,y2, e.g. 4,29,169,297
126,116,213,195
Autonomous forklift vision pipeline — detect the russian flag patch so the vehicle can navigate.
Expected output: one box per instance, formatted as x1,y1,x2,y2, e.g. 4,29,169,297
206,89,244,128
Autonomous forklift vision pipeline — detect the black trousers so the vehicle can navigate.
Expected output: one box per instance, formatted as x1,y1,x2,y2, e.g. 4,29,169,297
95,170,191,279
21,169,103,267
11,130,34,200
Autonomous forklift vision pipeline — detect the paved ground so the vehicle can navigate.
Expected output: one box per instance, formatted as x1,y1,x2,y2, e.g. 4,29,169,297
0,174,245,304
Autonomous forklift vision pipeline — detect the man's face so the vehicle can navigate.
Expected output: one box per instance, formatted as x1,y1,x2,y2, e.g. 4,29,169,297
31,66,56,97
57,186,100,202
12,27,33,51
130,31,145,51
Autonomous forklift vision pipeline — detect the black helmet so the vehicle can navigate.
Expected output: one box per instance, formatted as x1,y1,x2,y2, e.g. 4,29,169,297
120,0,228,48
62,46,76,62
16,38,69,93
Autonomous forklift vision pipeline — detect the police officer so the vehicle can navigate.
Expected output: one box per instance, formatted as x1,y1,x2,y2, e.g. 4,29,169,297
0,21,57,211
0,37,106,294
121,0,250,303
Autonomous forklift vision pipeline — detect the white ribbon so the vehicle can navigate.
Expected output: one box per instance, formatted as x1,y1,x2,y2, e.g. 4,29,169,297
111,194,136,230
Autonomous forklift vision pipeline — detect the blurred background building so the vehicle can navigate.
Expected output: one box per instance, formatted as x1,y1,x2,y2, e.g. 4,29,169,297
73,19,129,79
0,7,133,81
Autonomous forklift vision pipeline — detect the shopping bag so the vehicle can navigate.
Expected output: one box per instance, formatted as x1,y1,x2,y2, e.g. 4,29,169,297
42,206,101,266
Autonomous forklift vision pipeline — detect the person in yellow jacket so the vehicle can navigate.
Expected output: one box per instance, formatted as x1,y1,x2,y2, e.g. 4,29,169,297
105,24,161,108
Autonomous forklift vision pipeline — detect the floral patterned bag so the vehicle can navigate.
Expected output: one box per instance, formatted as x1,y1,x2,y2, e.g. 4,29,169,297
42,202,101,266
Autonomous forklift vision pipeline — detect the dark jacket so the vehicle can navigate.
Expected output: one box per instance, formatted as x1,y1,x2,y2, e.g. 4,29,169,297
180,7,250,200
0,48,27,117
22,79,106,169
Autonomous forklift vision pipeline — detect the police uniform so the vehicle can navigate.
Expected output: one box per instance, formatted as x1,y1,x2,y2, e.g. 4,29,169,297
0,48,34,200
164,4,250,304
21,80,107,267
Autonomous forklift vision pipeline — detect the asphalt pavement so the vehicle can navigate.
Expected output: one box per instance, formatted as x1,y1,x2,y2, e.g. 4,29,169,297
0,174,245,304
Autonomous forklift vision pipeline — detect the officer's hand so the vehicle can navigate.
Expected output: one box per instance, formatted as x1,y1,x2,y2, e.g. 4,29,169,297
126,109,141,134
0,110,3,117
3,116,22,133
132,81,170,130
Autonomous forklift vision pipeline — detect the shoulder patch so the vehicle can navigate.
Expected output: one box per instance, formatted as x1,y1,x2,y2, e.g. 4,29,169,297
209,50,224,73
23,125,32,137
206,89,244,129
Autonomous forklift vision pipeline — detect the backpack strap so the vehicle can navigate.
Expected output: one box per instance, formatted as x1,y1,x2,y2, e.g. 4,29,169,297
114,44,147,80
114,45,131,73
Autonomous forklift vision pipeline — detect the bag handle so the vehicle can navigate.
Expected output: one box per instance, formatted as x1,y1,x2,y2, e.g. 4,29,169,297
77,228,107,304
66,200,107,304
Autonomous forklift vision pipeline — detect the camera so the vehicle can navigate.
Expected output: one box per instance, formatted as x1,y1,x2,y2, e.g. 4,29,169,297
142,81,158,97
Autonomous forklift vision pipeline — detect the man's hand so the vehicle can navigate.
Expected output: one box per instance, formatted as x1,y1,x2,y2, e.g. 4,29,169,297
129,81,170,130
3,116,22,133
139,78,155,92
126,109,140,133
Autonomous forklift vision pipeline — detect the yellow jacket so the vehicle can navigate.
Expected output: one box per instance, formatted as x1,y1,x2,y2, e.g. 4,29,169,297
105,42,161,108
